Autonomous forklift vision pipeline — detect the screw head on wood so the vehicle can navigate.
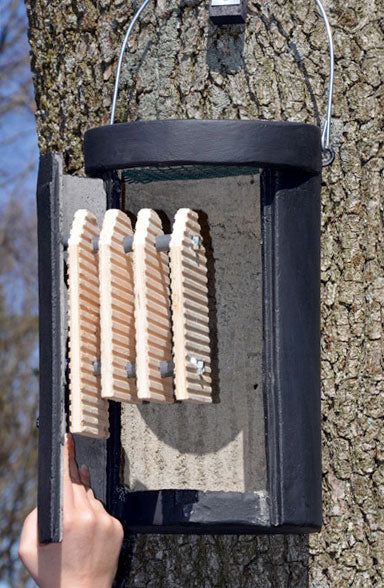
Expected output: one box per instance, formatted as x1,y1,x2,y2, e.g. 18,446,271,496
190,357,205,376
191,235,201,251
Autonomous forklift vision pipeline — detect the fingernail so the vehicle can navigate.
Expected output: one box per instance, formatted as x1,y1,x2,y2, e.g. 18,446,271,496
65,433,75,456
80,464,89,475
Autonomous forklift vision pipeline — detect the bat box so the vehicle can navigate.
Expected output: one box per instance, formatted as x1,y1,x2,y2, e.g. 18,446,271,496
36,118,322,542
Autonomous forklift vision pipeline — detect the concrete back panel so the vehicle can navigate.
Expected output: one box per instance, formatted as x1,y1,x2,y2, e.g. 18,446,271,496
121,173,266,493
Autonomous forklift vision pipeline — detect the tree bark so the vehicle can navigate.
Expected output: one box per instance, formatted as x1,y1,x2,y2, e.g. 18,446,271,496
26,0,384,585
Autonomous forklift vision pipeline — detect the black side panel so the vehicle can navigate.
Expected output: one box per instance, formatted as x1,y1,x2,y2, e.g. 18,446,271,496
262,169,322,529
36,153,65,543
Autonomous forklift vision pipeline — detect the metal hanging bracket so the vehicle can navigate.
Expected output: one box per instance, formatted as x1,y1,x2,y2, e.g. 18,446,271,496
109,0,335,168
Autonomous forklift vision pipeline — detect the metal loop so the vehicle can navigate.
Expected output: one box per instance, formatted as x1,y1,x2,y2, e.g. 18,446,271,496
110,0,335,165
321,146,335,167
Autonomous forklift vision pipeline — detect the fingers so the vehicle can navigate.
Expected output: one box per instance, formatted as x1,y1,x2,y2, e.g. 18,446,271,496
65,434,89,507
19,508,38,551
65,437,107,514
67,434,81,484
79,464,91,488
79,465,106,513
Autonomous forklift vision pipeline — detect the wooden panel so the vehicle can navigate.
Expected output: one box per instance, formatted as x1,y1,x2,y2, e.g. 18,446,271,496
170,209,212,403
133,209,173,402
99,210,138,402
68,209,109,438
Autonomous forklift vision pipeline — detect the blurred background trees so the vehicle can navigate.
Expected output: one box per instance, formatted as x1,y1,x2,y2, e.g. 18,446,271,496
0,0,38,586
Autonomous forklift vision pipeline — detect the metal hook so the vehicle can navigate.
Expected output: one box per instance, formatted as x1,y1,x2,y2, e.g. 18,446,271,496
110,0,335,167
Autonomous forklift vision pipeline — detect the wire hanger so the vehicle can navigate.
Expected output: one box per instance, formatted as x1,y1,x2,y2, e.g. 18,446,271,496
110,0,335,168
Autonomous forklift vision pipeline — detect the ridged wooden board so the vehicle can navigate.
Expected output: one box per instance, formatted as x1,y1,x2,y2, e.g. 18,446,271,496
133,209,173,402
67,209,109,438
99,210,138,403
170,209,212,403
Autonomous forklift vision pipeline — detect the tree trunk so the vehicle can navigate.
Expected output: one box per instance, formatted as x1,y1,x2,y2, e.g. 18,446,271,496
25,0,384,585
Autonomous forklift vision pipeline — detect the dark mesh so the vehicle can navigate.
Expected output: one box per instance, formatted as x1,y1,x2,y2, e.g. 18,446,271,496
123,165,260,184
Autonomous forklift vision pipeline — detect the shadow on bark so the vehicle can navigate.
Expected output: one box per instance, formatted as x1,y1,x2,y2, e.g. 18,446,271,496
115,533,310,587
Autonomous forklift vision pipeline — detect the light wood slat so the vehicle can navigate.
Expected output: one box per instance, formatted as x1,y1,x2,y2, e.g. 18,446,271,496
170,209,212,403
68,209,109,438
133,209,173,402
99,210,139,403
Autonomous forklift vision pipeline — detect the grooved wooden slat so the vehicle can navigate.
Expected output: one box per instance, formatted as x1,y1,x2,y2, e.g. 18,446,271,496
99,210,138,403
170,209,212,403
68,210,109,438
133,209,173,402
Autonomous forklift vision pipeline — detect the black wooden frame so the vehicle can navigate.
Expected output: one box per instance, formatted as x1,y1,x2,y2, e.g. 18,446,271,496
37,119,322,541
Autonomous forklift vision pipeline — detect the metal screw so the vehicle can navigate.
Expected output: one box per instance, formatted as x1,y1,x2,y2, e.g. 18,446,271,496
159,360,175,378
92,237,100,253
191,235,201,251
190,357,205,376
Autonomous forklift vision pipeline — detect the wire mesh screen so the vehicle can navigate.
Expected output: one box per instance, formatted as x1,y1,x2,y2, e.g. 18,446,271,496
123,165,260,184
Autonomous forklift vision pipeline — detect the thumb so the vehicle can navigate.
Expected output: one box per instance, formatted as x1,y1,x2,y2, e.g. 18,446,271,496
19,507,38,559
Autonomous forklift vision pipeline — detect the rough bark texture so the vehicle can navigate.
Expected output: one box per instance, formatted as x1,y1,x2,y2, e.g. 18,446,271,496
26,0,384,585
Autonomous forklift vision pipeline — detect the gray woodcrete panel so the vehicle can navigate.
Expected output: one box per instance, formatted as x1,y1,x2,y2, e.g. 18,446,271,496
121,174,266,493
61,173,107,502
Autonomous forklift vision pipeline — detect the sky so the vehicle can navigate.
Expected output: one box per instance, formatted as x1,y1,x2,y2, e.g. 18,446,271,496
0,0,39,206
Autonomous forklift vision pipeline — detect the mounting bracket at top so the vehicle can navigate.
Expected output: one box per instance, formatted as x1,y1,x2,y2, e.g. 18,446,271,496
209,0,247,25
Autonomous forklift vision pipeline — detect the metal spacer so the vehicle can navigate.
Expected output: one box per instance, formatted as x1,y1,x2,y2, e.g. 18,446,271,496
123,235,134,253
126,361,136,378
159,360,175,378
92,237,100,253
93,359,101,377
155,234,171,252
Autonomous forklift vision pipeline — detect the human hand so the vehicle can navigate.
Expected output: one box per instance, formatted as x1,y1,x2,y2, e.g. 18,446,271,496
19,434,124,588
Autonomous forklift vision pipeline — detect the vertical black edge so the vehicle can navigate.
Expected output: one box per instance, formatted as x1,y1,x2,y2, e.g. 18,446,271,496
101,173,135,587
108,401,136,588
37,152,65,543
104,173,123,519
261,168,322,530
261,169,280,527
104,170,122,210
